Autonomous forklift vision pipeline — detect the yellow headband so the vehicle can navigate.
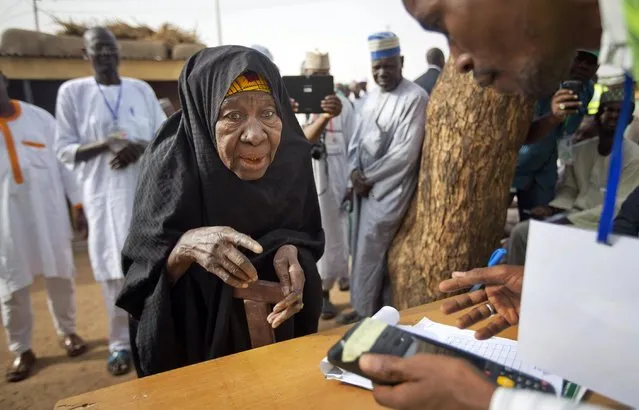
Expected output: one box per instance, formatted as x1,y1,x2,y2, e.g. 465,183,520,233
226,72,272,97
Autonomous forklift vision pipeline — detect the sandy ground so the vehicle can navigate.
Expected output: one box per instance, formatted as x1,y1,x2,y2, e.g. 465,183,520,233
0,250,351,410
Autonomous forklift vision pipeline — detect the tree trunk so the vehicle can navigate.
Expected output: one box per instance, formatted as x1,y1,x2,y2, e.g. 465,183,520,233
387,60,534,309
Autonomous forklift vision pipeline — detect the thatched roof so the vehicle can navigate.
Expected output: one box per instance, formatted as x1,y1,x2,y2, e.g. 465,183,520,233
0,21,205,61
55,19,202,49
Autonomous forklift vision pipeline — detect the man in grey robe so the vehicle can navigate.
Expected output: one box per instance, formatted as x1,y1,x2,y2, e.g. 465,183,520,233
338,32,428,324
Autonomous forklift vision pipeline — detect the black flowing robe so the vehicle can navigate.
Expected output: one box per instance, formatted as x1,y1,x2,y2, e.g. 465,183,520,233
116,46,324,377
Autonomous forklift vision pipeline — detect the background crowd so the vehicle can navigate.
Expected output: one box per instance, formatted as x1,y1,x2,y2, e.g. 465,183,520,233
1,0,638,409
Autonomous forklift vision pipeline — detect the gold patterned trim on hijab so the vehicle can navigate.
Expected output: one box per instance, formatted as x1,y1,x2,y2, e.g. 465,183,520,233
225,72,272,97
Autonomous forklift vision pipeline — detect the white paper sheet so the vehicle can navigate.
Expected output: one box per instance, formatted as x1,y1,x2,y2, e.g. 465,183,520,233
407,318,564,395
519,221,639,408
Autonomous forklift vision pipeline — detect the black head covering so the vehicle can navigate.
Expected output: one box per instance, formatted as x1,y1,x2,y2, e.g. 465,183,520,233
116,46,324,377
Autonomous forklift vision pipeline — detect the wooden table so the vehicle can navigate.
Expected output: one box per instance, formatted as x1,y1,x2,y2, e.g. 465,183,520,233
56,301,626,409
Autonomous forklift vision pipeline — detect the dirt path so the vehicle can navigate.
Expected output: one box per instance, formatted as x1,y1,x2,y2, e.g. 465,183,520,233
0,251,349,410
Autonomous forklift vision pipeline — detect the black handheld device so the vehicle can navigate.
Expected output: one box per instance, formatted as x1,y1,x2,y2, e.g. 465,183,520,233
282,75,334,114
327,318,556,394
560,80,584,94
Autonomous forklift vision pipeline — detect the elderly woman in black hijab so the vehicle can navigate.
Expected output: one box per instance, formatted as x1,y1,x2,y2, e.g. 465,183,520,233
116,46,323,377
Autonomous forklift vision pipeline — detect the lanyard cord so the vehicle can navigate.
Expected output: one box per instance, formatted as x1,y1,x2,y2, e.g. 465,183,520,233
596,73,634,244
95,79,123,124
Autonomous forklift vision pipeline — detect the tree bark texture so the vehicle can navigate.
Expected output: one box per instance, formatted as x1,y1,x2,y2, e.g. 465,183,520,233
387,59,534,309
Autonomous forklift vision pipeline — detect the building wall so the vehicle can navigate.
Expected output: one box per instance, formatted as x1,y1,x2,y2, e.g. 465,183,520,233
8,79,179,116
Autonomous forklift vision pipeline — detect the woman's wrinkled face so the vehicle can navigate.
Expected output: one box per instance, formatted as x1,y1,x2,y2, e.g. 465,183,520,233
215,91,282,180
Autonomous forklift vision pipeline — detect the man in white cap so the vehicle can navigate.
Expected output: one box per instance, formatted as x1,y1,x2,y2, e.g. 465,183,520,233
55,27,166,376
297,50,354,319
339,32,429,324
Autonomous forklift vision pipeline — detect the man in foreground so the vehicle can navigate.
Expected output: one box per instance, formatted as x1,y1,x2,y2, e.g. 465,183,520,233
414,47,445,95
358,0,631,408
339,32,428,324
0,71,87,382
297,50,354,319
55,27,166,376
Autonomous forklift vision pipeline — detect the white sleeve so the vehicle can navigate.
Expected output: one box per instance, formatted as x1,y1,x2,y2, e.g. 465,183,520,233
54,84,81,169
58,160,82,206
490,388,608,410
42,111,82,205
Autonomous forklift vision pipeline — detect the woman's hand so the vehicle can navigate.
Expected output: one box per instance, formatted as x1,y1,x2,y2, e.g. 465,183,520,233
268,245,305,328
167,226,263,287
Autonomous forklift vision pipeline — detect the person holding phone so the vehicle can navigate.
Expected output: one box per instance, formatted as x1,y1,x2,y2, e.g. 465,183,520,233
511,50,599,223
293,51,354,320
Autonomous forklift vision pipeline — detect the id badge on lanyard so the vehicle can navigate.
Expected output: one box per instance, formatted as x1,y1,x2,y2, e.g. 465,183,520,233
557,136,574,165
557,117,574,165
96,80,126,139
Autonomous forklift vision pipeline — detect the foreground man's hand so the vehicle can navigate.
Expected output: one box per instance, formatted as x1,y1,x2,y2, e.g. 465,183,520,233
360,354,495,410
439,265,524,340
269,245,305,329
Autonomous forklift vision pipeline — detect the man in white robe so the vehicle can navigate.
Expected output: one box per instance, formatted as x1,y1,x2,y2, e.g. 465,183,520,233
0,71,87,382
349,79,368,114
54,27,166,376
296,50,355,319
338,32,428,324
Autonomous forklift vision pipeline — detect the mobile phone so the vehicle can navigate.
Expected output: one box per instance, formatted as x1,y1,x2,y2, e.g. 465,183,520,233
283,75,334,114
560,80,583,94
327,318,556,394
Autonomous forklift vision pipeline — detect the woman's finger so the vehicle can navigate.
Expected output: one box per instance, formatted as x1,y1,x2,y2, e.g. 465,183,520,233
272,290,302,314
217,250,252,282
269,303,303,328
289,262,305,292
208,263,248,288
222,230,263,254
273,255,293,294
222,243,257,282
